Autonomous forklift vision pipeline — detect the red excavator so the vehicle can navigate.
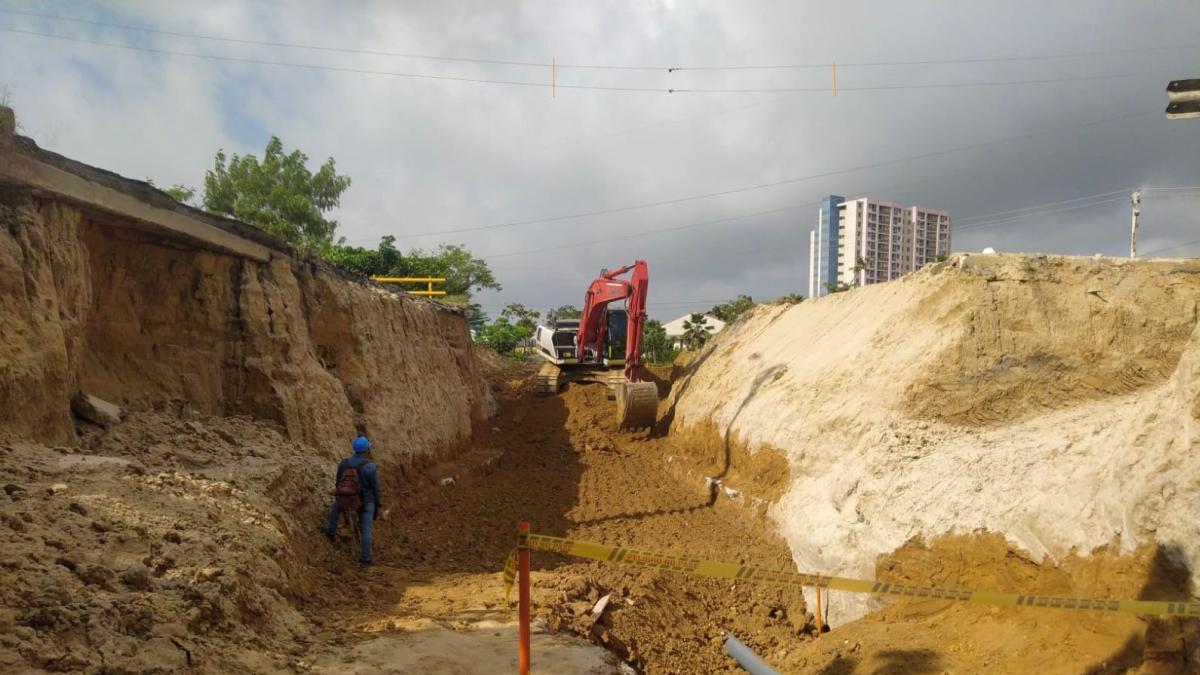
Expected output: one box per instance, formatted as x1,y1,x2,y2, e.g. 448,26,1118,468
532,260,659,429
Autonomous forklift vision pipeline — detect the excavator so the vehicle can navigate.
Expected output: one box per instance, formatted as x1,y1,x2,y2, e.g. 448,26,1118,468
532,260,659,429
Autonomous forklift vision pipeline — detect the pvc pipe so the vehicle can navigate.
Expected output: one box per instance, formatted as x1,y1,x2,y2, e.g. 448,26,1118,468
725,634,780,675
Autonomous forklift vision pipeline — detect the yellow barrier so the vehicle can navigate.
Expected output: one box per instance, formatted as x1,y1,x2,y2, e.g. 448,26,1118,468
370,276,447,297
504,531,1200,617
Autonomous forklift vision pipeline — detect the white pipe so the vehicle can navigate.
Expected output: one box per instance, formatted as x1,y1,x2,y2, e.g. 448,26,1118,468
724,634,780,675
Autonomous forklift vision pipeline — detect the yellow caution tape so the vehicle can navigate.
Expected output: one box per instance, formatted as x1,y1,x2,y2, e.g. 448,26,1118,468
502,532,1200,617
502,548,518,605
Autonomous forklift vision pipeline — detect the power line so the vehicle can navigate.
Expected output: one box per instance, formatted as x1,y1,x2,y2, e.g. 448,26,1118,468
349,111,1154,262
669,69,1178,93
480,181,1167,265
956,195,1130,232
952,188,1131,224
0,7,659,71
479,188,1193,284
670,44,1200,71
0,26,663,92
1140,233,1200,257
5,7,1197,73
481,202,810,260
0,25,1181,96
382,107,1156,241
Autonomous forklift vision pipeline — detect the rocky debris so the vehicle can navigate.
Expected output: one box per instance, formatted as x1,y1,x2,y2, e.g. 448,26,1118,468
0,412,332,673
120,562,151,590
70,392,123,427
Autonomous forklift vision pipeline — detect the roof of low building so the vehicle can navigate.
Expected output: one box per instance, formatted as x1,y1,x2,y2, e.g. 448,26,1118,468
662,313,726,337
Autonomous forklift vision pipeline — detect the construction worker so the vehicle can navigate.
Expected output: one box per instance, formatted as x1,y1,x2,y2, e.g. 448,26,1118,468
321,435,381,565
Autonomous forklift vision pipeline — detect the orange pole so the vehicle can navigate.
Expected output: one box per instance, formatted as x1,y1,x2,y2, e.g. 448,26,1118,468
518,521,531,674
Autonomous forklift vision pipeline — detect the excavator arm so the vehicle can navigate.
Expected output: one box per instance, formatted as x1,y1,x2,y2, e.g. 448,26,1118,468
559,260,657,429
576,260,648,382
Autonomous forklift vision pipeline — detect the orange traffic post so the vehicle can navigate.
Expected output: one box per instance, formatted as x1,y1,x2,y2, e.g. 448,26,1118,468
518,521,531,675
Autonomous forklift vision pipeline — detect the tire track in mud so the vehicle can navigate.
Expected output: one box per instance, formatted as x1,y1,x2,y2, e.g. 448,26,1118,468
308,376,814,673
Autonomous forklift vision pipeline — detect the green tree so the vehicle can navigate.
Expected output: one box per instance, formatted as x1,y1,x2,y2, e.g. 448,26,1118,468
0,85,22,133
501,303,540,351
851,257,869,286
501,303,540,329
823,282,851,294
439,294,489,330
710,294,756,323
642,319,678,364
547,305,582,322
323,235,405,278
166,185,197,204
323,237,499,299
406,243,500,296
478,317,522,354
773,292,805,305
681,313,713,350
146,178,197,205
202,136,351,252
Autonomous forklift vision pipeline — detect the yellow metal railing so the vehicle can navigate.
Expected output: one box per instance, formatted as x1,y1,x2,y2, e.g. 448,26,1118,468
370,276,447,297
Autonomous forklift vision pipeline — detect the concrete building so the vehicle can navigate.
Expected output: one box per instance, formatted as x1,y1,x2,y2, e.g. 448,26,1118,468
808,195,844,300
808,196,951,297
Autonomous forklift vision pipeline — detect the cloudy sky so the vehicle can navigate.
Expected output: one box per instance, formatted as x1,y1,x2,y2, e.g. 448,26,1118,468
2,1,1199,320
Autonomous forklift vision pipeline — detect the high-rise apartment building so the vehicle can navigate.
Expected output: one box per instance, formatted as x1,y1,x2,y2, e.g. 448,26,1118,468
808,196,951,298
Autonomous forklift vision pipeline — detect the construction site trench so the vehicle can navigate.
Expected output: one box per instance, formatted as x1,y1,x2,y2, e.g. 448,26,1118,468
4,132,1200,674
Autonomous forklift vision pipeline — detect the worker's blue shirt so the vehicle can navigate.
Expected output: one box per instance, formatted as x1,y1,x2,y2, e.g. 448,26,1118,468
336,455,381,505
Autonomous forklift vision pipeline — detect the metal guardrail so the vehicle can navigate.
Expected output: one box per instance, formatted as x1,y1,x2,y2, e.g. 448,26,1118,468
370,276,447,296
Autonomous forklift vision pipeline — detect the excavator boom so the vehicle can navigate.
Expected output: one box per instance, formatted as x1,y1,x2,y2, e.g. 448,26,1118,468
576,261,649,382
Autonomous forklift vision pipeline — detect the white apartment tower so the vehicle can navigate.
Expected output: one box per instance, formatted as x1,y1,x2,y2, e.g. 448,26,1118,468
808,196,951,297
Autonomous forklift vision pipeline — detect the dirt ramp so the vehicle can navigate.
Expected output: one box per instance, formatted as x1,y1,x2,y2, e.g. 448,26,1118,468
669,253,1200,620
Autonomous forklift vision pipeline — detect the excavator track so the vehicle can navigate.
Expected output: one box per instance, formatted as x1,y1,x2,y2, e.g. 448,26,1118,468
616,380,659,429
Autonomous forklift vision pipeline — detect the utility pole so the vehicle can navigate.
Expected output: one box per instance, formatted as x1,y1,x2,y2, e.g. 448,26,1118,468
1130,190,1141,258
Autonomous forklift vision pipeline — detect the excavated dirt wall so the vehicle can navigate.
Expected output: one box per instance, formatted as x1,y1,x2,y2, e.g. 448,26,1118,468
0,169,496,671
668,253,1200,622
0,191,492,461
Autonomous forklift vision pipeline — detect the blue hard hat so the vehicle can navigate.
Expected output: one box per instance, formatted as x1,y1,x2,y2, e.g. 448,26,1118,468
352,436,371,453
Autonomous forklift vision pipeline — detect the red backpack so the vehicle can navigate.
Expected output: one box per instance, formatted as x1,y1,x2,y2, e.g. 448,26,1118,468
335,463,363,512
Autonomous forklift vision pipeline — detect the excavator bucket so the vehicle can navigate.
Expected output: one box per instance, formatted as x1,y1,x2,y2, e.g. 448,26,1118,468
616,380,658,429
535,362,562,395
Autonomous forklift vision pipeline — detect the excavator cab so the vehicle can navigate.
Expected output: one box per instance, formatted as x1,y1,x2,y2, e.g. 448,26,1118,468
604,309,628,365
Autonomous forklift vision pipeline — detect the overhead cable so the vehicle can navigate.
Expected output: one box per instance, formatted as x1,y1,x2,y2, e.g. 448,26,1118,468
390,107,1157,240
0,26,1181,96
4,7,1196,73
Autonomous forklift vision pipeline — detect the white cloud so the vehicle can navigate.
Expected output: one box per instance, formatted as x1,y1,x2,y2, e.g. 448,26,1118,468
1,0,1198,319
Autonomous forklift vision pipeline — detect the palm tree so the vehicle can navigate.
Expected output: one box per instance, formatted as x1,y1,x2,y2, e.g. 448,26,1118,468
681,313,712,350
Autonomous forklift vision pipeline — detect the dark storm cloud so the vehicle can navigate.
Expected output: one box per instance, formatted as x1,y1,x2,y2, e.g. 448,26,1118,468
1,0,1197,320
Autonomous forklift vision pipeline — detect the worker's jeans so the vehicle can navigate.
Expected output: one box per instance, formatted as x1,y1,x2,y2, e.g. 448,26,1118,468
323,501,375,563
